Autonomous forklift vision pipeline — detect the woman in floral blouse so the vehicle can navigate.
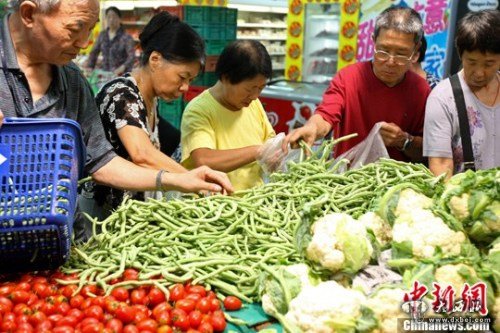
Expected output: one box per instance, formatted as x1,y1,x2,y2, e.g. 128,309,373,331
91,12,205,210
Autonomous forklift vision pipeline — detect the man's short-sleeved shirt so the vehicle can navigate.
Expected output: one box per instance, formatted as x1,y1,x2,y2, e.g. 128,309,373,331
0,15,116,174
423,70,499,173
315,61,431,161
181,89,275,191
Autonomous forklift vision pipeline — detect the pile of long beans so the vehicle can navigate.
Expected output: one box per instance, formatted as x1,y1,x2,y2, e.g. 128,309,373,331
62,140,440,302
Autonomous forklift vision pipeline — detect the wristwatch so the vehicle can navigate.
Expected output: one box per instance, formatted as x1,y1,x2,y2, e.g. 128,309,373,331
400,133,414,152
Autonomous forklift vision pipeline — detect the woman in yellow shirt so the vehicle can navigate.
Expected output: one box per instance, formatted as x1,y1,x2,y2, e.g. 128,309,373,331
181,40,276,191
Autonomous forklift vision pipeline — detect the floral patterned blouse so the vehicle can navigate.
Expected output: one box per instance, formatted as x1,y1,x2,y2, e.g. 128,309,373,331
92,74,160,208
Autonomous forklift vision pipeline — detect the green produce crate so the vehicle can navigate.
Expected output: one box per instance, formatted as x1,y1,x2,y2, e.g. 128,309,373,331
208,6,226,24
183,6,206,24
192,72,218,87
158,97,184,130
225,25,237,40
192,24,225,40
206,39,230,56
225,8,237,25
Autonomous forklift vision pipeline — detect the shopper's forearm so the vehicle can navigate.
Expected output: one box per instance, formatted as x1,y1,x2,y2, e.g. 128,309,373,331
190,146,260,173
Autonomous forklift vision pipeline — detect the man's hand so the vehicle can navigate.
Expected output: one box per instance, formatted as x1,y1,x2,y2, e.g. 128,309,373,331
282,122,319,153
379,122,408,149
167,166,234,195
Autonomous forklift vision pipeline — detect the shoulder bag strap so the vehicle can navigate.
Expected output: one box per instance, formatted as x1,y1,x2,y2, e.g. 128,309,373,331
450,74,476,172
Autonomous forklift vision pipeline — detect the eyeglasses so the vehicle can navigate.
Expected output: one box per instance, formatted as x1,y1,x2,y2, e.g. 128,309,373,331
374,47,416,66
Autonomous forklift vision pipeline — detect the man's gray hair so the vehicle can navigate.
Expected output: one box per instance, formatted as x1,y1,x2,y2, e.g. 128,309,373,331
374,6,423,44
9,0,61,13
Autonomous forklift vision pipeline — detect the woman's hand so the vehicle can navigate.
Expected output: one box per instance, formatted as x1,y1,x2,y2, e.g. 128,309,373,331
0,109,4,128
164,166,234,195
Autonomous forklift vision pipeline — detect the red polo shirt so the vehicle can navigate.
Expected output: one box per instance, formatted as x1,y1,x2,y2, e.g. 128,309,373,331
315,61,431,161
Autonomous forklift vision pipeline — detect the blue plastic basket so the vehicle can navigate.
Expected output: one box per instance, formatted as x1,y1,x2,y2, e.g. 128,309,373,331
0,118,85,273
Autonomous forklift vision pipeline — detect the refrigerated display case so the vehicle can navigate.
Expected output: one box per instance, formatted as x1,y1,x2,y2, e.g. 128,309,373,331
285,0,360,82
259,80,328,134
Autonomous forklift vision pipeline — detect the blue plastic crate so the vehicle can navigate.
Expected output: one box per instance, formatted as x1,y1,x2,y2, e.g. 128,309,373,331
0,118,85,273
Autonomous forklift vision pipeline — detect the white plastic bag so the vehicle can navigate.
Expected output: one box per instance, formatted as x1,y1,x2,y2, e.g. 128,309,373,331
336,122,389,172
257,133,288,175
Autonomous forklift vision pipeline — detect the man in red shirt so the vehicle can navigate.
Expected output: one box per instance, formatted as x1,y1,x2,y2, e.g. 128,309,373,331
284,6,431,162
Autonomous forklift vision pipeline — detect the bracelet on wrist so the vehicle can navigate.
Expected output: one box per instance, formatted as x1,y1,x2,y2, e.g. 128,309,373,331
156,169,167,191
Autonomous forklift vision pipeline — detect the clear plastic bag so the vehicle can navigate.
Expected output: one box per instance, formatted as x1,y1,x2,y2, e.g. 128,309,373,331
257,133,288,175
335,122,389,172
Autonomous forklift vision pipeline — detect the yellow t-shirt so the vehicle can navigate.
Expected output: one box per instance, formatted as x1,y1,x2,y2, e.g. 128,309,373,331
181,89,275,191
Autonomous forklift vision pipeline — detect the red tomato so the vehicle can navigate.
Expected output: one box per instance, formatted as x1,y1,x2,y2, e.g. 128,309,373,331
0,285,14,297
187,285,207,297
84,305,104,321
153,302,173,319
136,319,158,331
32,283,50,298
111,287,129,302
67,308,84,322
1,320,17,332
9,290,30,304
175,298,196,313
41,301,56,316
106,318,124,333
223,296,242,311
0,296,13,313
147,287,166,306
80,285,97,298
16,322,34,332
157,326,174,333
210,315,226,332
69,295,84,309
79,317,100,327
209,299,221,312
31,276,48,285
36,319,53,331
185,293,202,303
169,284,186,302
56,315,78,327
133,309,148,323
81,322,104,333
155,310,171,326
123,269,139,281
52,326,75,333
123,324,139,333
130,289,148,306
91,296,106,308
4,312,15,322
115,305,136,324
187,330,201,333
206,291,217,300
196,298,211,313
15,282,31,292
172,310,190,331
198,322,214,333
189,310,203,328
61,285,78,299
47,314,64,325
104,299,120,314
28,311,47,326
55,301,71,315
13,303,31,315
80,298,93,310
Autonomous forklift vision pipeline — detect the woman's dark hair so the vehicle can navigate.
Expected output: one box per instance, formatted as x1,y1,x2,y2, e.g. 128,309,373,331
105,6,121,18
139,12,205,67
455,9,500,56
215,40,272,84
417,35,427,63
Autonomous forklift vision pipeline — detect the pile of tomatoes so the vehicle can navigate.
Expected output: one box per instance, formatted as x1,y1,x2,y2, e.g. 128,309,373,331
0,269,243,333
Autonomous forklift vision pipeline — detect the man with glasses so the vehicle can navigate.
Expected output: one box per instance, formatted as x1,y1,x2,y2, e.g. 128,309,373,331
284,6,430,163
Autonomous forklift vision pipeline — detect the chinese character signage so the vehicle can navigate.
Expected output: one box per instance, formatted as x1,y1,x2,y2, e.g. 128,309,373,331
357,0,453,79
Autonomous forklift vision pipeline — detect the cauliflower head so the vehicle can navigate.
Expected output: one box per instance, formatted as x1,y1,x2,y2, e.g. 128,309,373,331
365,287,407,333
434,264,477,296
359,212,392,247
285,281,366,333
395,189,434,217
448,194,470,221
392,209,466,259
306,213,373,274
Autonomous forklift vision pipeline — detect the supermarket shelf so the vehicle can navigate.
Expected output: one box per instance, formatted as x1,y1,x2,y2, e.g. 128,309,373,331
269,52,285,56
273,65,285,71
102,0,177,10
238,23,287,28
228,3,287,14
238,36,287,40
